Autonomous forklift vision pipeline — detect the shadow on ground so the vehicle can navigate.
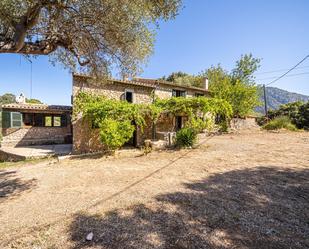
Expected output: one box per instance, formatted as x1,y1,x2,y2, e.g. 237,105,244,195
69,166,309,249
0,170,37,201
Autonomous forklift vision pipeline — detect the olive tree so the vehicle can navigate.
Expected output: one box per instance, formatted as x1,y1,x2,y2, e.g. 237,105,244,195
0,0,181,76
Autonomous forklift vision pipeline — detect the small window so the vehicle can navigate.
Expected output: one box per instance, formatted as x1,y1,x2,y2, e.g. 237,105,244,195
172,90,186,97
125,90,133,103
11,112,22,128
53,116,61,127
175,116,183,131
195,93,204,97
45,116,52,127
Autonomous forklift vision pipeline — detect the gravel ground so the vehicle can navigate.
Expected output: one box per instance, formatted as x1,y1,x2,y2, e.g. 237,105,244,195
0,130,308,249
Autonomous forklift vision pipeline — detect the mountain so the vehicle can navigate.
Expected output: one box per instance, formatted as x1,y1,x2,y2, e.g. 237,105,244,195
256,87,309,113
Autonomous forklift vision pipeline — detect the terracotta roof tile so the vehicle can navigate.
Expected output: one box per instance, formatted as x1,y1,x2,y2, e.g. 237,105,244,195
1,103,72,112
73,74,209,93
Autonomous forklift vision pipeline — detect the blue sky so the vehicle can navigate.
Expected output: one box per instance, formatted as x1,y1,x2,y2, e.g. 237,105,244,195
0,0,308,105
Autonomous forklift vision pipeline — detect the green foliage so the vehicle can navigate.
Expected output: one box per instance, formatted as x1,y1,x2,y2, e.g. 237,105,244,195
160,71,204,88
263,116,297,131
75,92,149,151
0,93,15,104
155,96,232,131
99,119,135,151
0,0,181,76
75,92,233,151
297,102,309,130
176,128,197,148
160,54,261,117
26,98,43,104
207,54,261,117
260,101,309,130
232,54,261,84
187,116,214,133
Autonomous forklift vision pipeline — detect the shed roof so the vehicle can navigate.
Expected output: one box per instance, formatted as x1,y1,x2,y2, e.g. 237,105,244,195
1,103,72,113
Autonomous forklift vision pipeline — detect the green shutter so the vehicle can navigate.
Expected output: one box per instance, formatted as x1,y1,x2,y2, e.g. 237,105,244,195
2,111,11,128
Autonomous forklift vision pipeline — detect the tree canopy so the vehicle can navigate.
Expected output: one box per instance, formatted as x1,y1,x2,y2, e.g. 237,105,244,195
160,54,261,117
0,93,43,105
0,93,16,105
0,0,181,76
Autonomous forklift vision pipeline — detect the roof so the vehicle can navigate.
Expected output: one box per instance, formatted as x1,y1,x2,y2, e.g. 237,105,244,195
1,103,72,112
73,74,209,93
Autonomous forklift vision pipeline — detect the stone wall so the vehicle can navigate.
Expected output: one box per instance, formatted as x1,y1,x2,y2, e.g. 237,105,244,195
72,116,105,153
73,76,154,104
72,76,155,153
72,75,207,153
230,117,259,130
1,125,71,147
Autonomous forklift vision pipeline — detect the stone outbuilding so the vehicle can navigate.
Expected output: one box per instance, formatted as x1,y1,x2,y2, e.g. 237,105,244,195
0,102,72,147
72,74,210,153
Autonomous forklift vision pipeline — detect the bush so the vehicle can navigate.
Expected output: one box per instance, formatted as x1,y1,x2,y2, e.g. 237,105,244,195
259,101,309,130
176,128,197,148
99,119,135,150
263,116,297,131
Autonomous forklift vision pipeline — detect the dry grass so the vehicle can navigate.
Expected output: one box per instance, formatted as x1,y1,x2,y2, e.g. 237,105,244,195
0,130,308,249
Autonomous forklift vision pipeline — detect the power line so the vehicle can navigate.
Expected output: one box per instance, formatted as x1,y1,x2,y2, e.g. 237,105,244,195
257,71,309,81
255,65,309,75
261,55,309,119
266,55,309,86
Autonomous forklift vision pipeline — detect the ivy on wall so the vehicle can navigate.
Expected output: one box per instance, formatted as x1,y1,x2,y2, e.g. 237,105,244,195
74,92,233,151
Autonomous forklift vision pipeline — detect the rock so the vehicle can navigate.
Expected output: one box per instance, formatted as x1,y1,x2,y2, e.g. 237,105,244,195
86,232,94,241
265,228,277,235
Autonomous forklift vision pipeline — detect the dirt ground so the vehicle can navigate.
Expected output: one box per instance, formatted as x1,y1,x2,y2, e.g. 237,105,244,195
0,130,308,249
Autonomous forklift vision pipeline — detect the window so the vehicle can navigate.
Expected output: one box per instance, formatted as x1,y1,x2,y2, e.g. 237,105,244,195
11,112,22,128
175,116,183,131
53,116,61,127
2,112,68,128
172,89,186,97
195,93,204,97
34,114,67,127
45,116,52,127
125,90,134,103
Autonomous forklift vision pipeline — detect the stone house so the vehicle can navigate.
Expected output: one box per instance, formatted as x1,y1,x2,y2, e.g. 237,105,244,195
0,97,72,147
72,74,210,153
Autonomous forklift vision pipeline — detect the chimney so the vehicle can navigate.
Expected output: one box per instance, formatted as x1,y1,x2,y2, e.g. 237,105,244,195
16,93,26,104
202,77,209,90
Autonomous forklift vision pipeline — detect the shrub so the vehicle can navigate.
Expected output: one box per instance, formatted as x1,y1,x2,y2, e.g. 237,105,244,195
176,128,197,148
263,116,297,131
258,101,309,130
188,116,215,133
99,119,135,151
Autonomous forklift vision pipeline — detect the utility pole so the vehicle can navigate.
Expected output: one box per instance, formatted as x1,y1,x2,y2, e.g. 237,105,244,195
263,84,268,119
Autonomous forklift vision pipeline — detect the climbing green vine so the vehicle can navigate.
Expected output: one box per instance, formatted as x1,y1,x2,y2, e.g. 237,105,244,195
74,92,233,151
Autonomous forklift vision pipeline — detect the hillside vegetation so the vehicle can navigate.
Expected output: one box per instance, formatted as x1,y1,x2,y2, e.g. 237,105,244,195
257,87,309,113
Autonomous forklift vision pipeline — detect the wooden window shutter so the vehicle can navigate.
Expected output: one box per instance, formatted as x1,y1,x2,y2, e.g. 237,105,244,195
2,111,11,128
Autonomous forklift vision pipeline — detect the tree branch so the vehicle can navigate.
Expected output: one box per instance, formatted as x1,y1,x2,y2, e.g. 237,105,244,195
0,39,56,55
